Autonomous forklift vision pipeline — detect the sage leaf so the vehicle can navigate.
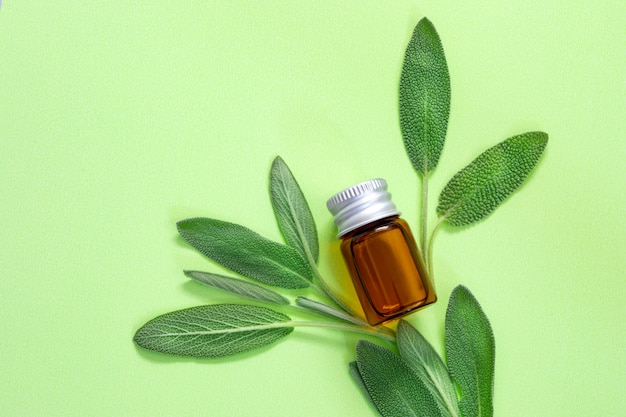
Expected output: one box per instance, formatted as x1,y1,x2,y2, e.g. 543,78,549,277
400,17,451,174
397,320,461,417
270,156,319,263
134,304,293,358
445,286,495,417
356,340,444,417
437,131,548,226
184,270,290,305
177,218,313,289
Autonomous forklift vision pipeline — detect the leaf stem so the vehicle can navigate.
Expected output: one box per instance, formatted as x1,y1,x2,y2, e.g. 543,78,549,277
308,260,363,319
294,296,370,327
308,280,330,299
287,211,361,319
427,215,446,282
420,170,429,269
288,320,397,342
290,302,396,341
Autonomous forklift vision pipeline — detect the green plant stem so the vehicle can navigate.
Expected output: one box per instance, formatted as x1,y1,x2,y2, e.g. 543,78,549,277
287,210,361,319
294,296,371,327
290,303,397,341
307,280,329,299
290,320,396,342
421,170,429,270
304,255,362,319
314,268,358,314
428,215,446,282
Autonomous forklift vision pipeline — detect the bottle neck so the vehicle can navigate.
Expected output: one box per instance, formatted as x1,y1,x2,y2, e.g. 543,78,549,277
339,215,400,239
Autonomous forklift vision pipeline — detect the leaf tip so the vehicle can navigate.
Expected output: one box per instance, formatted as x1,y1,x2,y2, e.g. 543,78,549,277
132,324,146,346
537,131,549,148
272,155,286,166
417,16,435,30
415,16,445,46
527,130,549,146
447,284,495,344
176,217,194,234
449,284,473,303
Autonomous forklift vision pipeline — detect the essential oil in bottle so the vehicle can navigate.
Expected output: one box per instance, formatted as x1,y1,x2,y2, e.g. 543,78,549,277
326,179,436,326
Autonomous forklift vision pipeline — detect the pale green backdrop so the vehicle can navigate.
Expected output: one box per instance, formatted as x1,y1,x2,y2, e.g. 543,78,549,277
1,1,624,416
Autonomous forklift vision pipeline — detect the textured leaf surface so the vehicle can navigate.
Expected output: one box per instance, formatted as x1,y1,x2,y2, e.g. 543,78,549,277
356,340,443,417
437,131,548,226
184,270,290,305
177,218,312,289
270,156,319,263
397,321,460,417
445,286,495,417
134,304,293,358
400,17,451,174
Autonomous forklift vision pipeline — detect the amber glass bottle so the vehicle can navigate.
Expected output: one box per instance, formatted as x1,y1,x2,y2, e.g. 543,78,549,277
327,179,436,326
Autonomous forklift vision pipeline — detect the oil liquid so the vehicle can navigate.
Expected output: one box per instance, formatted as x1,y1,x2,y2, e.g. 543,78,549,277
340,216,436,325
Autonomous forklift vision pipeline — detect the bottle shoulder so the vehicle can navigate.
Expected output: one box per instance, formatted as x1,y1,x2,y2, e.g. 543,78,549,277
340,215,410,240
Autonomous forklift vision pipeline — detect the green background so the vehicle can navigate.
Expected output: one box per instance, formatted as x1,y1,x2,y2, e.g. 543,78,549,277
1,1,624,416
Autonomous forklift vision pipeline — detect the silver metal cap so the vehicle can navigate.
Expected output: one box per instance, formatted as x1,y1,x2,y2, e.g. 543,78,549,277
326,179,400,237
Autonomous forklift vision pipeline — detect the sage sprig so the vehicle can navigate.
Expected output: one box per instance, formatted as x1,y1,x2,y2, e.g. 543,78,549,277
135,156,396,360
134,15,548,417
400,18,548,276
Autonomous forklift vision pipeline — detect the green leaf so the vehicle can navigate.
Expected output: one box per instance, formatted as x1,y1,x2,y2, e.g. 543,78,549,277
356,340,444,417
177,218,313,289
445,286,495,417
270,156,319,264
134,304,294,358
400,17,451,174
437,131,548,226
397,320,461,417
184,270,290,305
